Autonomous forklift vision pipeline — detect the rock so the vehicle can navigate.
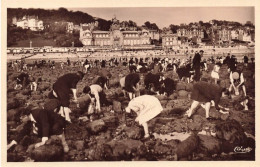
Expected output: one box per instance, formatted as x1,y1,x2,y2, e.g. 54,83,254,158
7,152,25,162
215,120,247,145
198,134,222,155
15,93,28,100
30,144,64,161
192,115,207,123
78,95,91,110
187,122,202,131
176,82,186,91
32,94,43,100
66,124,90,140
14,144,25,153
102,115,119,128
233,101,244,111
220,113,229,121
169,93,178,100
105,139,146,160
85,144,112,161
220,79,230,89
178,90,189,98
22,89,31,96
38,82,50,91
185,83,193,92
124,126,144,140
20,135,32,147
87,119,107,134
7,121,17,128
74,140,85,151
113,101,122,112
7,109,20,121
7,98,21,110
209,107,221,119
176,135,199,159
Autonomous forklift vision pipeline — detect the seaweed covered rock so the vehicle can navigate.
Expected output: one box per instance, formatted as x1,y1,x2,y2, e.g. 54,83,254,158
105,139,146,160
124,125,144,140
198,134,222,155
30,144,64,161
176,135,199,160
87,119,107,134
215,120,247,146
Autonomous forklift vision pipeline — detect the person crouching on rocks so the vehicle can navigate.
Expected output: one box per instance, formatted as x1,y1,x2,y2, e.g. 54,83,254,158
228,69,248,111
186,81,230,119
228,69,247,97
7,100,69,153
124,95,163,138
48,71,84,123
14,71,29,90
83,84,111,115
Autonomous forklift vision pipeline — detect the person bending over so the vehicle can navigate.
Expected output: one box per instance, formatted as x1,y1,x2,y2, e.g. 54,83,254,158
7,100,69,152
124,95,163,138
48,71,84,122
186,81,230,119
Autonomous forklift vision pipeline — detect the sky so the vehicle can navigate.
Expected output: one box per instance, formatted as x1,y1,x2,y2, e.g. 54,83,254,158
67,7,255,28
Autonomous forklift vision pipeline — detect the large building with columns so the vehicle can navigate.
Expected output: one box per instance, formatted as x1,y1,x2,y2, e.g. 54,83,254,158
80,17,151,48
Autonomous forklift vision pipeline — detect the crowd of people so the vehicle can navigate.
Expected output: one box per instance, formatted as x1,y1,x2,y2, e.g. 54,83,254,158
7,49,254,154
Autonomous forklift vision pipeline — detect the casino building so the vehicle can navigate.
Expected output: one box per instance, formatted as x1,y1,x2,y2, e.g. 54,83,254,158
79,17,152,49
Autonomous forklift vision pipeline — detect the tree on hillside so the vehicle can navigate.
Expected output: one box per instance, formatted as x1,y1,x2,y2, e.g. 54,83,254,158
169,24,179,33
144,21,159,30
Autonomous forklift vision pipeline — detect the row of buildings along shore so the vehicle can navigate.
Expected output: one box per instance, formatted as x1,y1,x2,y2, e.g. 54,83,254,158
11,16,255,50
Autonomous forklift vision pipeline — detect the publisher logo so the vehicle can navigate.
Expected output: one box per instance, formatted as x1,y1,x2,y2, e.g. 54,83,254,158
234,146,252,153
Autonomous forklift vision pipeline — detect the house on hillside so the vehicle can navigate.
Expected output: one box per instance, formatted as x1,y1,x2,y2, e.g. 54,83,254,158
15,16,44,31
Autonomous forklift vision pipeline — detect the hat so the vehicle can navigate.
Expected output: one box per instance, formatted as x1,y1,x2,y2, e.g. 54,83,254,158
44,99,61,111
199,50,204,53
232,72,239,80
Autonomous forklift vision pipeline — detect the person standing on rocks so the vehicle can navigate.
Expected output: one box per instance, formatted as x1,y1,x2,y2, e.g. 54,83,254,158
125,95,163,138
210,63,221,84
186,81,230,119
192,50,204,82
48,71,84,122
8,100,69,153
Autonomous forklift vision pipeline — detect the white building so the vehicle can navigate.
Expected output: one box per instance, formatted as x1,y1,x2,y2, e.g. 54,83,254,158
16,16,44,31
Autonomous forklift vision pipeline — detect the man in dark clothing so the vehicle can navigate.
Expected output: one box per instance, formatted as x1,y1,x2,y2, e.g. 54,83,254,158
192,50,203,81
101,60,106,68
144,72,162,93
160,77,175,96
229,55,237,72
48,71,84,122
7,99,69,152
14,72,29,90
125,73,140,99
186,81,229,119
243,55,249,66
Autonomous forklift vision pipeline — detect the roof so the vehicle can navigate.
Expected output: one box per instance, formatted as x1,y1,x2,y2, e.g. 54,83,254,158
93,31,110,34
122,31,140,33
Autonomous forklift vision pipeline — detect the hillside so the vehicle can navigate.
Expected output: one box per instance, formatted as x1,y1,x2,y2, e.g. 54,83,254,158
7,8,112,30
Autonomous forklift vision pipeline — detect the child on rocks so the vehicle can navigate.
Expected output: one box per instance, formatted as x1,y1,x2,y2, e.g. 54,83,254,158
7,100,69,153
124,95,163,138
